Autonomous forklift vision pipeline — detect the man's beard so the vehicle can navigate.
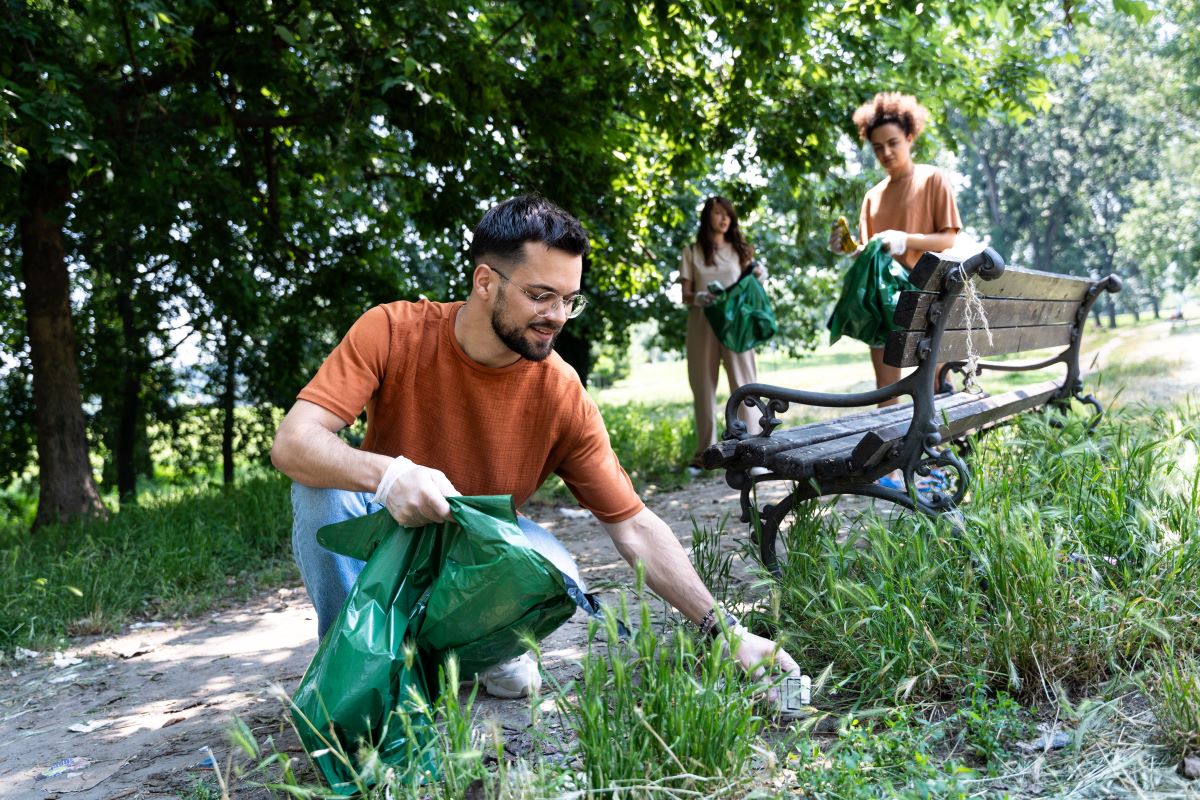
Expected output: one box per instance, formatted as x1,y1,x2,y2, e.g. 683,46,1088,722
490,293,561,362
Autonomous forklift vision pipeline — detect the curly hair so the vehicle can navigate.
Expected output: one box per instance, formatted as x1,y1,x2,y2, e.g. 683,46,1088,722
852,92,929,141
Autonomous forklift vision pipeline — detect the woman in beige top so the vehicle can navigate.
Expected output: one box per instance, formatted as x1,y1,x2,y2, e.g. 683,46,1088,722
679,196,765,475
833,92,962,401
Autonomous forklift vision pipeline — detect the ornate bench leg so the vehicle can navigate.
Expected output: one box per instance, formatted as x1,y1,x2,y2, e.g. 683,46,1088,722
754,491,798,577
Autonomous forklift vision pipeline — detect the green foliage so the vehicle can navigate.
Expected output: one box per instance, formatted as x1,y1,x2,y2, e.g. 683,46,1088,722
0,472,293,652
687,516,743,609
557,597,766,796
1143,652,1200,760
956,681,1033,773
597,401,694,488
954,5,1199,316
786,710,974,799
3,0,1142,518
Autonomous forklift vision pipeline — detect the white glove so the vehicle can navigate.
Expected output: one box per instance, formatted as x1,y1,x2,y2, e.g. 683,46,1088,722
752,262,767,280
694,290,715,308
874,229,908,256
371,455,459,526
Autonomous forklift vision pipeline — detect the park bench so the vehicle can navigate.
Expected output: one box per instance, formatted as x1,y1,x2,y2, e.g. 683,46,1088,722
702,247,1123,574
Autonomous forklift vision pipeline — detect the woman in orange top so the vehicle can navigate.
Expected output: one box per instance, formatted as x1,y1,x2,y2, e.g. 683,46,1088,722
832,92,962,401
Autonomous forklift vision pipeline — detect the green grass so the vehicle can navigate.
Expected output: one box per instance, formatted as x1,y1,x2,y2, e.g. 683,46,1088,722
763,408,1200,707
0,470,295,652
557,593,767,797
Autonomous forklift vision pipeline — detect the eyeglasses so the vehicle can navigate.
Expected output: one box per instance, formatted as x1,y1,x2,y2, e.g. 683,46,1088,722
489,266,588,319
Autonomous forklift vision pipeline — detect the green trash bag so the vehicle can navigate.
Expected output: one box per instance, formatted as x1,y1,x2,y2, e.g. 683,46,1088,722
827,239,918,348
291,495,576,794
703,271,778,352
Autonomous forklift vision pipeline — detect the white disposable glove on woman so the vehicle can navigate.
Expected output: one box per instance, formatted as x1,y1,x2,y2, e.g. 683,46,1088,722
371,455,460,526
874,229,908,256
693,290,715,308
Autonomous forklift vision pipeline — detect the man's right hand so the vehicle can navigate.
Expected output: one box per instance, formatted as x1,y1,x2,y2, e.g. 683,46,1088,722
372,455,460,526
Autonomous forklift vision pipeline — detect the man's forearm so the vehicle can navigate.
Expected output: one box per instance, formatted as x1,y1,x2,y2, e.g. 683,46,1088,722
271,404,391,492
603,508,718,625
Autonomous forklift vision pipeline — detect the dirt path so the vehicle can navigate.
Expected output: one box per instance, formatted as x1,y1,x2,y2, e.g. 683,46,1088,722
3,321,1196,799
0,475,796,800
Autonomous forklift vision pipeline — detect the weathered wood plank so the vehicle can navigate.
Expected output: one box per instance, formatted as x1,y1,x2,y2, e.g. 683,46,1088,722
907,256,1092,302
730,393,977,460
704,393,983,472
849,380,1062,469
884,324,1074,368
893,293,1081,331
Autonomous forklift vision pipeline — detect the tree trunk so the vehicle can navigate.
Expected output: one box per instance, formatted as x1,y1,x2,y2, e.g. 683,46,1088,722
1106,297,1117,328
222,321,238,485
116,277,141,503
1150,296,1160,319
18,162,106,529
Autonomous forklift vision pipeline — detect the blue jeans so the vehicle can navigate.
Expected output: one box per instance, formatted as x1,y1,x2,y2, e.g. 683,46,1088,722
290,483,587,639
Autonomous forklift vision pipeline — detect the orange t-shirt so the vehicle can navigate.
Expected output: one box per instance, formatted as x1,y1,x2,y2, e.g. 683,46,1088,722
859,163,962,269
297,300,644,524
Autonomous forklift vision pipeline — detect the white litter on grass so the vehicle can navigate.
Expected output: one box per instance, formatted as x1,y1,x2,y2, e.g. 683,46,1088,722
130,621,169,630
53,652,83,668
14,647,40,661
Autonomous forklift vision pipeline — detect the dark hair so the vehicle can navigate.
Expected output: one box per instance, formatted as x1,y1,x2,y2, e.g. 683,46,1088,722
468,194,590,266
697,196,754,268
852,92,929,141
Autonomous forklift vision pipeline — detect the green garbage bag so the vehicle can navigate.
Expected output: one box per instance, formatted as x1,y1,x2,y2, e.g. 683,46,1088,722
827,239,918,348
703,272,777,352
291,495,576,794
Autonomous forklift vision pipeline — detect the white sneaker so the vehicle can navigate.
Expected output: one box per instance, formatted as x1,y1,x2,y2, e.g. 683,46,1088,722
477,653,541,699
686,465,704,478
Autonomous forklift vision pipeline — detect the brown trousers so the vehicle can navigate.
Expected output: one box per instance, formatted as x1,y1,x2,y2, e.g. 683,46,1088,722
686,307,761,462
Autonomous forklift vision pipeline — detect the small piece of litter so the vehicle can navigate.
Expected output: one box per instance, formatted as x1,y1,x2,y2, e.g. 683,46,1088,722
113,643,154,659
68,719,114,734
36,756,92,780
15,647,41,661
161,716,185,728
192,754,218,769
558,508,592,519
1017,731,1072,752
53,652,83,668
130,621,168,630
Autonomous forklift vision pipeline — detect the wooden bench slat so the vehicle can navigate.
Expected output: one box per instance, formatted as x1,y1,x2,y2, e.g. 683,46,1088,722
733,394,974,458
719,394,990,477
894,294,1081,331
907,254,1092,302
703,393,983,470
884,323,1074,368
849,380,1062,470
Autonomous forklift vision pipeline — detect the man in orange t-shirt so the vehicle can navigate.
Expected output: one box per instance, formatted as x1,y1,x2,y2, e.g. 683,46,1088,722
272,195,799,699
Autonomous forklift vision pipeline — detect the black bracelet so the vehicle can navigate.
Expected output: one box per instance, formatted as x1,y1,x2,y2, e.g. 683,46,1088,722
697,607,739,639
